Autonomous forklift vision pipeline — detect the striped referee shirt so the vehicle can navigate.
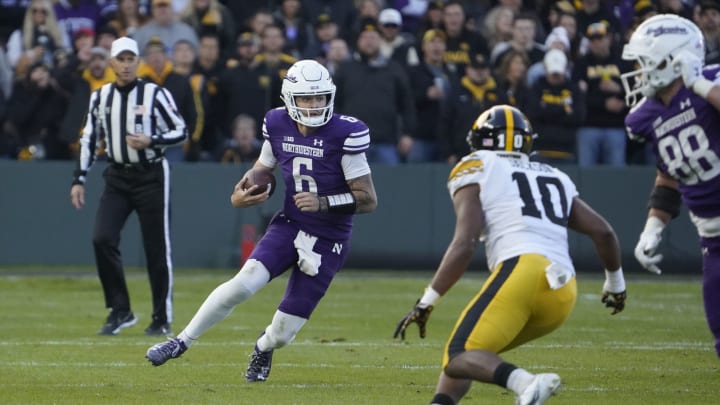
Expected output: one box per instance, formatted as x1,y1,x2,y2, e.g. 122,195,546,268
73,79,187,184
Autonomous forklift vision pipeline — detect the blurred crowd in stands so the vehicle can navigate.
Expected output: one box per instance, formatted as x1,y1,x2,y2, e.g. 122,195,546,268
0,0,715,166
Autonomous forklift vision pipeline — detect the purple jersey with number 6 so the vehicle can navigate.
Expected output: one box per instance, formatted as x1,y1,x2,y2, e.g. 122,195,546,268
262,107,370,240
625,65,720,218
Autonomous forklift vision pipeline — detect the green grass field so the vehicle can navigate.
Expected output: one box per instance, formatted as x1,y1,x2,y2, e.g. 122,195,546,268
0,268,717,404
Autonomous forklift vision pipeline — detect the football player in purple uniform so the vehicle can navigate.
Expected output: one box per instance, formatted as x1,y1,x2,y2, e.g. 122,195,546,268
145,60,378,379
622,14,720,357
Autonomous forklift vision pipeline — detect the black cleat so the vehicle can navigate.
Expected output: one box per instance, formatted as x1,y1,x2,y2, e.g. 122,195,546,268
245,345,274,382
98,309,138,335
144,320,172,336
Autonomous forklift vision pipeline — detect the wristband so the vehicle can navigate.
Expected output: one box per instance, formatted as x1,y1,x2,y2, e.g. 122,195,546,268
604,268,626,293
648,185,681,218
692,78,714,98
72,169,87,186
418,286,441,308
324,192,356,214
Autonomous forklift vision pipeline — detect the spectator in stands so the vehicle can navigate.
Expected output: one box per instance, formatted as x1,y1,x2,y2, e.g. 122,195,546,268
179,0,235,61
172,38,209,161
555,8,581,60
218,1,266,34
272,0,313,60
53,0,106,49
217,32,266,139
544,0,576,34
107,0,148,38
54,27,96,95
303,13,339,60
490,12,544,69
526,49,586,165
441,1,489,74
527,25,571,87
138,37,197,161
573,22,630,167
59,46,114,160
494,49,530,110
444,52,504,164
254,24,296,111
6,0,68,74
216,113,261,164
657,0,695,20
481,5,515,51
3,61,69,160
378,8,420,70
407,29,456,163
192,31,223,157
95,24,120,52
302,0,357,43
246,9,274,41
575,0,623,43
133,0,199,54
394,0,431,34
334,22,416,164
697,0,720,65
415,1,445,41
351,0,382,44
323,37,350,75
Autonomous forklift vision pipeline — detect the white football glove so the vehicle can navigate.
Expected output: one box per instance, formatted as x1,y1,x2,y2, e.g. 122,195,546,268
672,50,703,88
634,217,665,275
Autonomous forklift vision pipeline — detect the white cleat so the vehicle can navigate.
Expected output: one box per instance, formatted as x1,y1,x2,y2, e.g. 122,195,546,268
516,373,561,405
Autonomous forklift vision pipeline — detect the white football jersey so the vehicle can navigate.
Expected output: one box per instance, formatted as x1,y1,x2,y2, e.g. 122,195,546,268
447,151,579,274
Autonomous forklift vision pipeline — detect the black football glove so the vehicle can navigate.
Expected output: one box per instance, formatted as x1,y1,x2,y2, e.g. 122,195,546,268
601,290,627,315
393,300,434,340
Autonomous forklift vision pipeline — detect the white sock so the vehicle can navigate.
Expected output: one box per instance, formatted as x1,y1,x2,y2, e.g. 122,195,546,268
256,311,307,352
178,260,270,346
507,368,535,395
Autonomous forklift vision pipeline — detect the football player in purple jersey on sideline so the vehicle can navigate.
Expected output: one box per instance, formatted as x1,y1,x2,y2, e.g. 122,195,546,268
622,14,720,357
145,59,378,380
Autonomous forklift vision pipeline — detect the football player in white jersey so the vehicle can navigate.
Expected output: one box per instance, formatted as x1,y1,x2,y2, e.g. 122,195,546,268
394,105,627,405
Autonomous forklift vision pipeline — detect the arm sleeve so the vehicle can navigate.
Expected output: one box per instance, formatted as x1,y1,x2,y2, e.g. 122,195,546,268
74,89,101,184
150,86,188,146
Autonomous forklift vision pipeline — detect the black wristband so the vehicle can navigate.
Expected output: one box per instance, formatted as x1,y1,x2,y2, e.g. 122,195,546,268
325,192,356,214
72,169,87,186
648,185,681,218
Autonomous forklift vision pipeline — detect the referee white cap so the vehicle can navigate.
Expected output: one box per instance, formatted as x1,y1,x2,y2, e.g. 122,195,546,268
111,36,139,58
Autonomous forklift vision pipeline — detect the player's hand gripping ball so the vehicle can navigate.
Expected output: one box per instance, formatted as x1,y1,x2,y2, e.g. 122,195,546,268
244,167,276,197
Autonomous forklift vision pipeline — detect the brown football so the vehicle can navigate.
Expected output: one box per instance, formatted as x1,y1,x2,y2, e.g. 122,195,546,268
244,167,276,197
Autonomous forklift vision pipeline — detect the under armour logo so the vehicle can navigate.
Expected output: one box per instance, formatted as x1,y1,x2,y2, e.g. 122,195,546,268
680,98,691,109
314,139,323,147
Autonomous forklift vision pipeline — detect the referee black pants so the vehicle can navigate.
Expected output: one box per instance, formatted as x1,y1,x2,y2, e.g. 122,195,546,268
93,160,173,324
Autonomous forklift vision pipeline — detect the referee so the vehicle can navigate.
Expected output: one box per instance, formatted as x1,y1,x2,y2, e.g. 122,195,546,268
70,37,187,336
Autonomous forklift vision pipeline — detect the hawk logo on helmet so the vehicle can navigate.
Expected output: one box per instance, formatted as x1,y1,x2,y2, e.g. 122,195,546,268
285,73,298,83
466,105,536,155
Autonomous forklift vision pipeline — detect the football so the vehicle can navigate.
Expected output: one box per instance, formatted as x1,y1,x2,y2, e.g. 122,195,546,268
244,167,276,197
